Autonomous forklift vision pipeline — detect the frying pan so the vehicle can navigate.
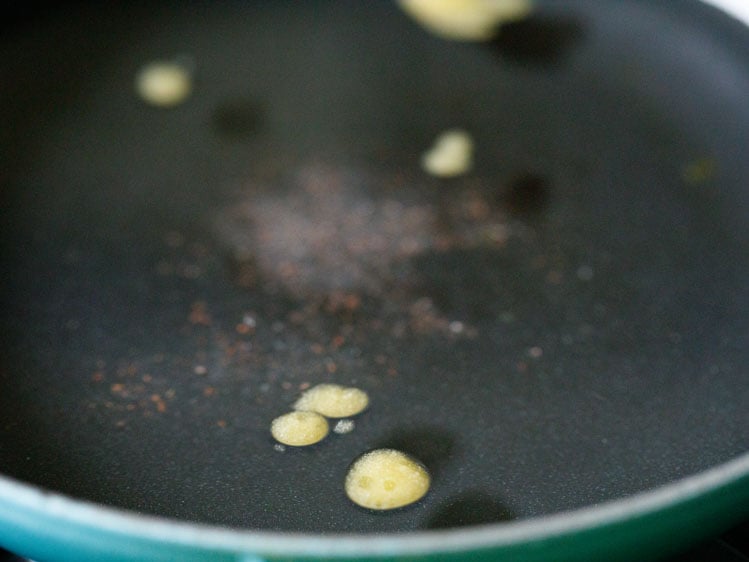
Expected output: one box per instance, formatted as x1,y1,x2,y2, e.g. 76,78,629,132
1,1,748,560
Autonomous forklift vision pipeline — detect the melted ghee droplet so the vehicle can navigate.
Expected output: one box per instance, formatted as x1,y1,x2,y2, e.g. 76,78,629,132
345,449,430,510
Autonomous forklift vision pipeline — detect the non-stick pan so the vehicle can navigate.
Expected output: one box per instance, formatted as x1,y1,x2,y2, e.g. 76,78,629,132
1,1,748,561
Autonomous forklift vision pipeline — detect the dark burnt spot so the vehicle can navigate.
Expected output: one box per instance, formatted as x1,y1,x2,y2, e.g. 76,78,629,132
489,15,585,66
225,254,259,289
503,173,550,216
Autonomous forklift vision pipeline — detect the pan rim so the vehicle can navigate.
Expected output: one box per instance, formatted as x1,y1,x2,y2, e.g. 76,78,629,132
1,451,748,557
701,0,749,24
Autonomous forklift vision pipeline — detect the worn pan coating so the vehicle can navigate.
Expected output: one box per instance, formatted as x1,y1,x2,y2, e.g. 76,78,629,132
1,1,748,561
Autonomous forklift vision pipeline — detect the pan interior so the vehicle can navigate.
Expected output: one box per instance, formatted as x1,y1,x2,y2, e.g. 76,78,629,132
1,0,748,533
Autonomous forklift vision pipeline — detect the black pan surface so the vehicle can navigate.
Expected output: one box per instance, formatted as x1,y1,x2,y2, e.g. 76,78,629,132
1,0,748,534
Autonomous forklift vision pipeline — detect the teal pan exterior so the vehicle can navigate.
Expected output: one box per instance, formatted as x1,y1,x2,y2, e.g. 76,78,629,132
1,453,748,562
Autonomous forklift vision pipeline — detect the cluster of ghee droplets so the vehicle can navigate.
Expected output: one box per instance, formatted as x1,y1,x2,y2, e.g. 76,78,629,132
270,384,368,447
270,384,430,510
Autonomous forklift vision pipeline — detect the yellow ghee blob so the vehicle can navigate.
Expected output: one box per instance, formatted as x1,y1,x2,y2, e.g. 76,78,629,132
397,0,533,42
345,449,431,510
421,129,474,178
135,61,192,107
293,384,369,418
270,411,329,446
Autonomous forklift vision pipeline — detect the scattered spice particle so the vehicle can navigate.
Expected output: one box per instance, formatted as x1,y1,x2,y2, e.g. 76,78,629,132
281,381,294,390
463,192,491,220
194,365,207,375
344,294,361,310
528,346,543,359
288,311,306,325
326,291,362,313
188,301,212,326
299,382,311,390
110,383,125,394
142,374,153,383
216,419,227,428
331,335,345,348
91,372,105,383
310,343,325,355
150,394,167,413
165,388,176,399
235,323,252,335
203,386,216,397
